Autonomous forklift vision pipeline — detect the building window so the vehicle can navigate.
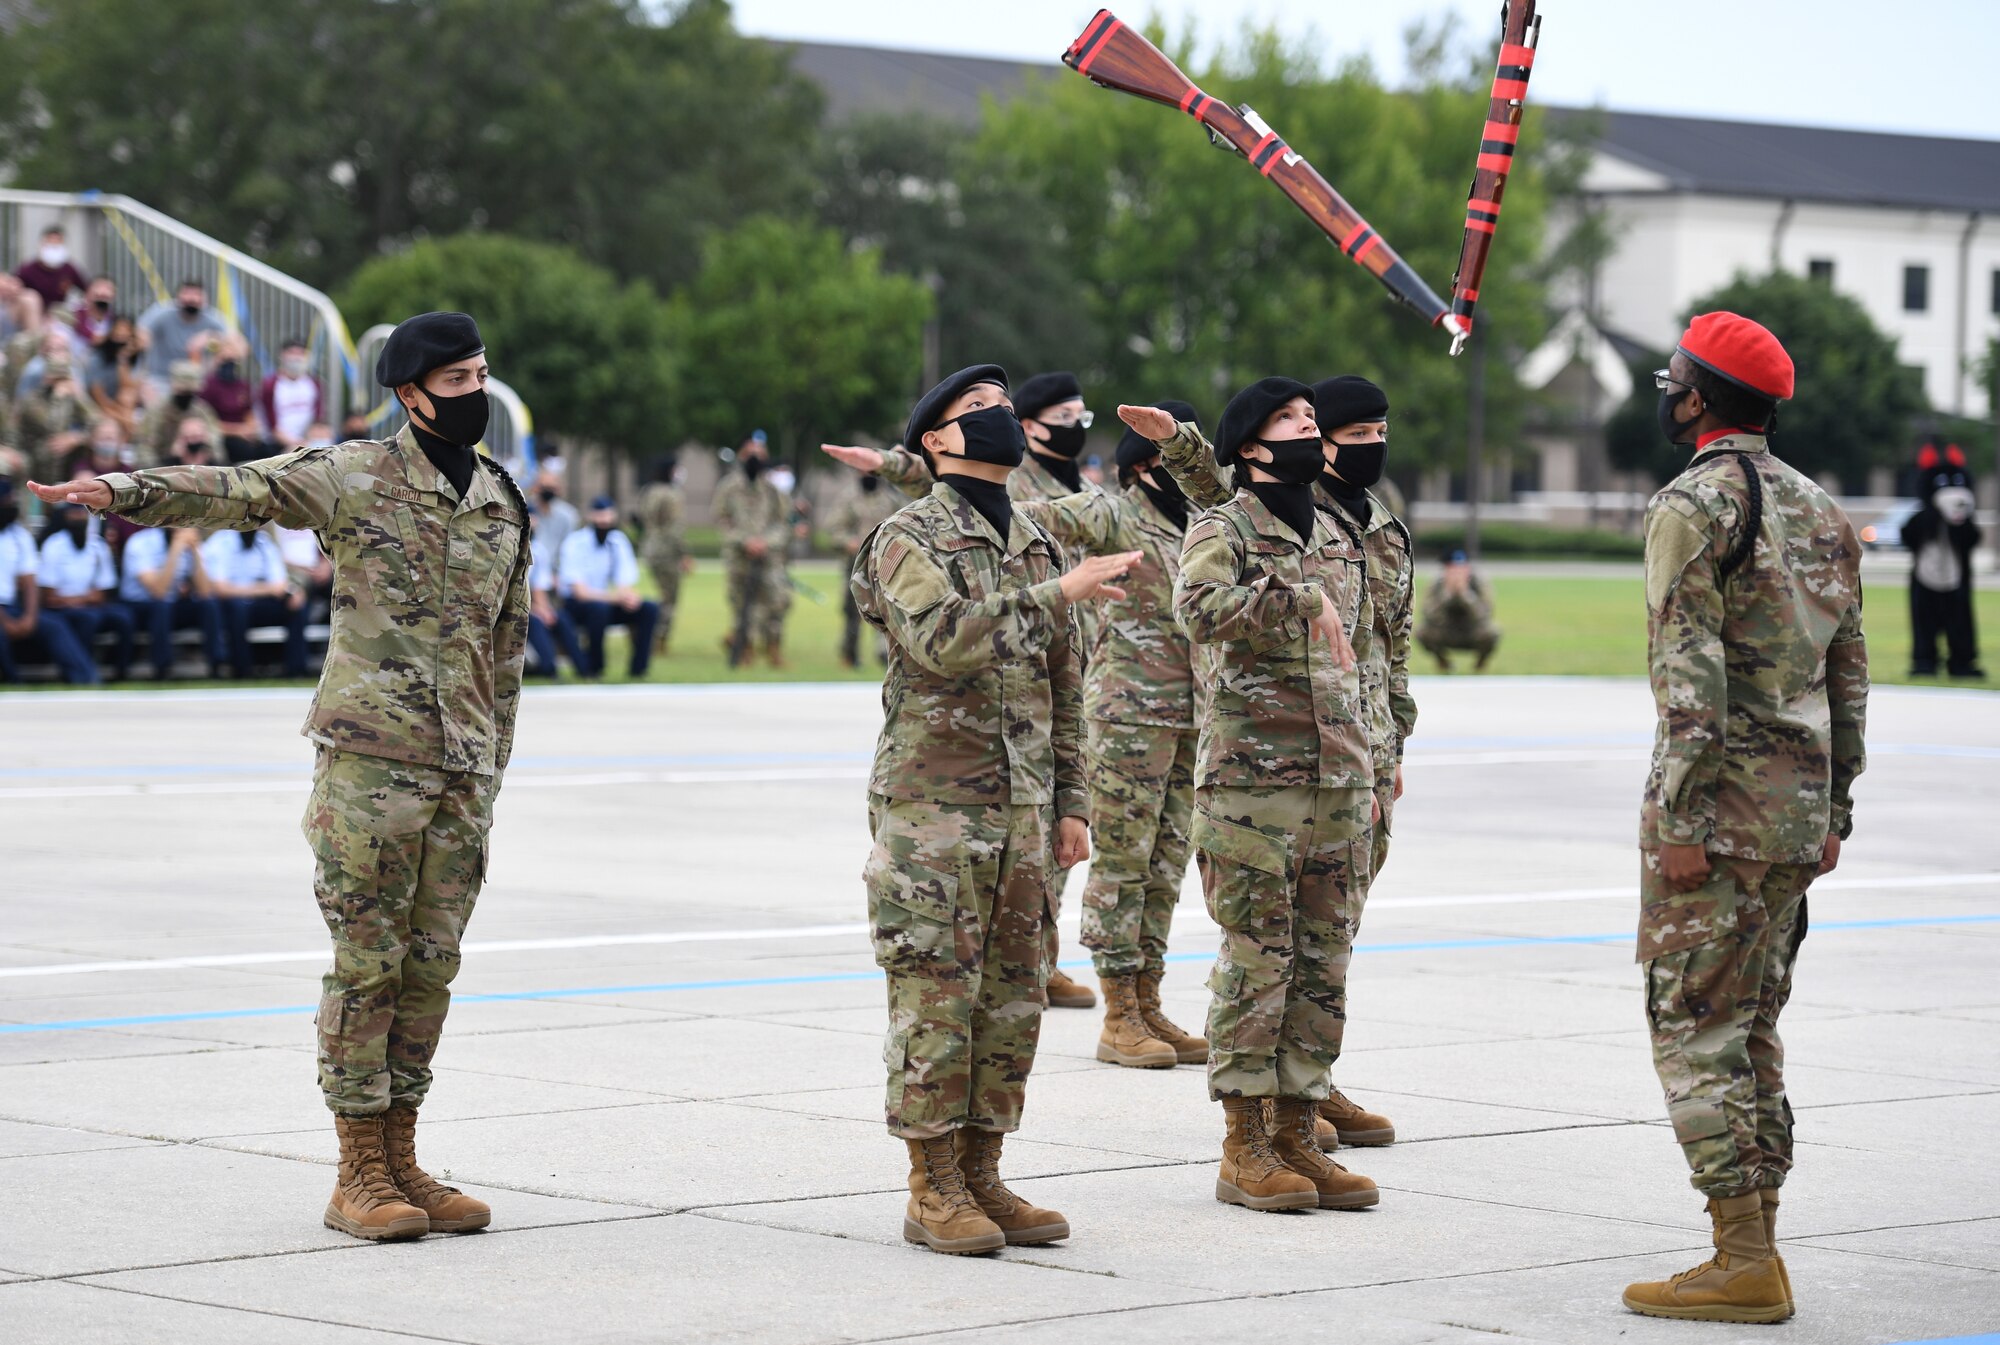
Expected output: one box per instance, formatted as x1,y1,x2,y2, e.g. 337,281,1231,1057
1903,264,1929,313
1808,258,1834,283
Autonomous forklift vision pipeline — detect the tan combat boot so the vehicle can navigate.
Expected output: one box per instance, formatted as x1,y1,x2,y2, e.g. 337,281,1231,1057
324,1115,430,1242
1268,1099,1380,1209
1135,969,1207,1064
1216,1097,1318,1212
1318,1087,1396,1146
1761,1187,1794,1313
903,1135,1005,1255
1622,1192,1793,1322
763,639,786,669
1046,965,1096,1009
955,1128,1070,1245
1095,975,1177,1068
382,1106,492,1233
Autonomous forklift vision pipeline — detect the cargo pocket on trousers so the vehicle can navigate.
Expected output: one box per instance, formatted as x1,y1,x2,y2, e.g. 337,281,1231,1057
863,844,959,972
1637,858,1740,961
1667,1096,1732,1148
1192,808,1290,930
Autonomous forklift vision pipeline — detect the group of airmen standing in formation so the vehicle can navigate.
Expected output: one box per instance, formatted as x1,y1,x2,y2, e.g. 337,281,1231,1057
26,305,1867,1326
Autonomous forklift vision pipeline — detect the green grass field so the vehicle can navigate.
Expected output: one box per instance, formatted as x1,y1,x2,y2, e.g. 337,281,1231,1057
7,561,1994,691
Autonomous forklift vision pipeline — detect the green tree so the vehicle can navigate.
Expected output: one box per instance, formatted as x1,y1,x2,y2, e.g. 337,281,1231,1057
675,216,933,461
338,234,681,453
0,0,821,293
1606,271,1928,486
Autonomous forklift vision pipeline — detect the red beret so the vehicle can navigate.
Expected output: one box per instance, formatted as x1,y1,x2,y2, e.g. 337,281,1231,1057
1676,311,1794,402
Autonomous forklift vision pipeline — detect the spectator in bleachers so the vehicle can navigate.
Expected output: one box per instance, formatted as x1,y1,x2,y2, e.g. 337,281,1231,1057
533,451,581,558
198,332,263,462
84,313,147,437
139,279,228,388
0,272,28,345
13,324,83,402
338,411,373,443
137,363,221,467
17,360,92,484
15,226,86,310
169,417,221,468
274,424,336,610
260,338,323,449
524,511,585,678
120,524,225,680
38,500,135,680
201,526,308,678
74,276,119,346
558,495,658,679
0,479,97,683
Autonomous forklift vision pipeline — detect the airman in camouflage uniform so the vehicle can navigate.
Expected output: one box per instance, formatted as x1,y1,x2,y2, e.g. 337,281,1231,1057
1416,552,1501,671
1159,377,1381,1213
636,455,688,654
712,436,791,665
32,312,529,1245
851,363,1134,1255
826,472,901,668
137,362,223,468
1621,314,1867,1324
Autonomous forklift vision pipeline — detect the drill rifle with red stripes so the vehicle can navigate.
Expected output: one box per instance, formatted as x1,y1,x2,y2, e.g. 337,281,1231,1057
1063,10,1469,354
1446,1,1542,350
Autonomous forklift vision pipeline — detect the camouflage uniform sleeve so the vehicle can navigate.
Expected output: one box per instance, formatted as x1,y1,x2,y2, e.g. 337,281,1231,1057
1825,565,1869,841
1047,548,1089,823
1386,545,1417,754
876,447,932,500
100,446,342,532
1017,492,1123,553
866,523,1071,677
1173,516,1319,643
1644,491,1726,848
1153,422,1234,510
492,531,532,772
759,485,790,552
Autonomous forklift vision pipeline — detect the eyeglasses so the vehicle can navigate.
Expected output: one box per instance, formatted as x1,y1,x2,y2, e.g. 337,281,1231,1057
1653,370,1696,394
1040,409,1095,429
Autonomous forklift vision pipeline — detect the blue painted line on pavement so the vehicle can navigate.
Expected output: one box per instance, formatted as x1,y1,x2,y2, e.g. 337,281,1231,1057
1884,1335,2000,1345
4,911,1996,1037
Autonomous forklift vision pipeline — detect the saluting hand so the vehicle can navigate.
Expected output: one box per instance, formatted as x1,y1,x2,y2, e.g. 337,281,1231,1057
821,444,886,473
1115,405,1176,441
27,478,113,511
1314,592,1357,670
1056,815,1090,868
1060,551,1143,605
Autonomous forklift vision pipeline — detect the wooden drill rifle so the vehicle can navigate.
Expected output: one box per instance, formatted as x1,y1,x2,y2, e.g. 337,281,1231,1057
1446,1,1542,348
1064,11,1469,355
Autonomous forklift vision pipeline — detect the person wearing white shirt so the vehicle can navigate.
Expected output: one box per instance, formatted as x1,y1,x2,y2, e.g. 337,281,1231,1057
39,502,135,679
524,513,585,677
556,495,658,678
121,525,226,679
0,484,96,683
200,526,309,677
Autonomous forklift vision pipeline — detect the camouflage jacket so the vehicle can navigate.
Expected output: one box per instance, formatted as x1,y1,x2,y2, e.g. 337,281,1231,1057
712,472,789,560
1152,420,1410,772
851,480,1088,819
1642,434,1868,862
102,427,532,775
1418,574,1497,644
1018,485,1192,729
636,481,685,569
1174,486,1372,790
826,484,902,554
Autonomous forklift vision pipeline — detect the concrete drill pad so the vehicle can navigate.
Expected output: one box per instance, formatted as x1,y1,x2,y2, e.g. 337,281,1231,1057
0,1117,164,1160
1,1281,444,1345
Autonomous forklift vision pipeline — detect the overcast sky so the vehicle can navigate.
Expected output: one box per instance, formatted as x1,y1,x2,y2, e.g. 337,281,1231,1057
731,0,2000,141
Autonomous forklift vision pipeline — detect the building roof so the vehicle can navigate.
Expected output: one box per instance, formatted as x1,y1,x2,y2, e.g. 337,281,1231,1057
781,40,1043,124
1549,108,2000,214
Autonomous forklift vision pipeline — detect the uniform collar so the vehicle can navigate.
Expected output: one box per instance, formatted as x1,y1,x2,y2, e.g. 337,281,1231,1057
931,479,1034,557
394,424,498,512
1233,486,1338,552
1123,482,1184,539
1695,430,1768,456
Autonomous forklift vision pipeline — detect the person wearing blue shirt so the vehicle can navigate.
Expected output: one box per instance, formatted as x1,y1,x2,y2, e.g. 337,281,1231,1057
120,525,226,680
200,525,309,677
525,511,586,677
0,481,97,683
556,495,658,678
38,502,136,680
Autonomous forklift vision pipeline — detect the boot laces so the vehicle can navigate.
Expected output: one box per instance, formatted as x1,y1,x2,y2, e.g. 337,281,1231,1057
923,1137,980,1215
341,1131,408,1205
384,1114,460,1199
966,1133,1020,1212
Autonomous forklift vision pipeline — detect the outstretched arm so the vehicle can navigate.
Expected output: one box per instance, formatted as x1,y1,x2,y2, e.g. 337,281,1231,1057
32,446,343,533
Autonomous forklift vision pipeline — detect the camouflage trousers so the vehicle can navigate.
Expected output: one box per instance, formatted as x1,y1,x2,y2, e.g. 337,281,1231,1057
866,795,1055,1139
1640,849,1813,1199
1367,771,1397,892
1080,720,1197,977
645,557,683,647
304,747,493,1116
1195,784,1372,1101
725,553,791,649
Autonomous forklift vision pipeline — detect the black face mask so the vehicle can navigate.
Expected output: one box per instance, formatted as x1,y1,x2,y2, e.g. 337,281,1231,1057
217,361,240,381
171,391,195,410
1657,389,1696,445
1328,439,1386,488
1137,468,1189,530
415,387,489,447
0,502,18,530
1248,435,1326,486
592,524,612,544
938,405,1027,469
537,487,558,504
91,298,111,313
64,519,90,546
100,338,126,356
859,474,881,494
742,456,765,480
239,529,260,550
1036,421,1089,459
179,301,203,317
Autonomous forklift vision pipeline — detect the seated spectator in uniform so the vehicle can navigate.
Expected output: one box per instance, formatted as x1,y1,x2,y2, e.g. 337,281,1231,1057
119,525,225,680
18,363,92,490
1416,548,1502,673
260,338,323,450
137,362,222,466
15,226,86,310
197,333,263,462
75,276,119,346
201,525,308,678
13,324,82,402
524,512,584,678
0,479,97,683
83,314,146,437
339,411,373,442
139,280,228,391
533,453,581,558
168,415,222,468
38,500,136,680
558,495,658,679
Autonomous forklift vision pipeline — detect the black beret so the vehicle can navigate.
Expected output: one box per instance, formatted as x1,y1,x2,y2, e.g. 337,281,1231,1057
375,312,485,388
1014,370,1083,420
1215,377,1313,466
1312,375,1389,431
1115,398,1199,472
905,363,1008,450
